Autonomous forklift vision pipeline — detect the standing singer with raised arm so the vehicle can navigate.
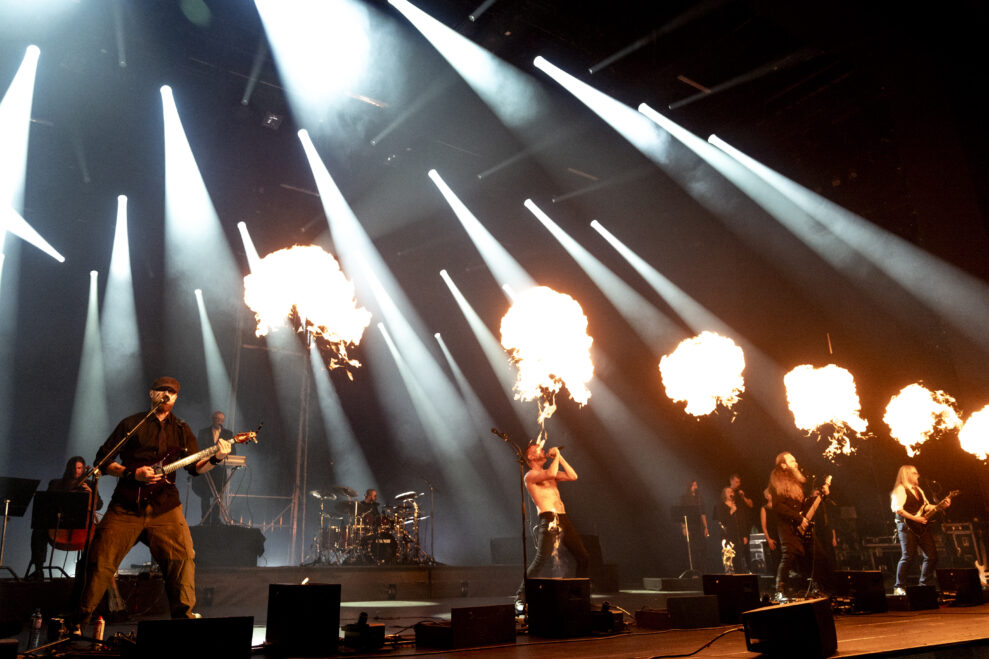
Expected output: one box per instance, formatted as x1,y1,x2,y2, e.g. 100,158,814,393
516,442,590,603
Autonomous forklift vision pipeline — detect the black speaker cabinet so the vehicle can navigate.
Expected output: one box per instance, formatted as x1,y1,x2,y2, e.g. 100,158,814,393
742,598,836,658
835,570,887,613
266,583,341,656
133,616,253,659
702,573,761,623
667,595,720,629
936,568,985,606
415,604,516,649
905,585,939,610
190,526,265,567
525,578,591,637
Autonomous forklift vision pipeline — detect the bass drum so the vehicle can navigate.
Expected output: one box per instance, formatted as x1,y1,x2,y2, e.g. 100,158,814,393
362,533,398,564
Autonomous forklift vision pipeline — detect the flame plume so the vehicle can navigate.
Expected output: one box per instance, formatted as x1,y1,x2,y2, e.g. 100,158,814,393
959,404,989,460
500,286,594,439
883,384,962,457
784,364,868,459
659,331,745,416
243,245,371,373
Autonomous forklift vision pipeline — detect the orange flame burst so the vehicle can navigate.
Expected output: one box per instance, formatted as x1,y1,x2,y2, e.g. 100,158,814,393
784,364,868,459
500,286,594,439
659,331,745,416
243,245,371,373
883,384,962,457
959,404,989,460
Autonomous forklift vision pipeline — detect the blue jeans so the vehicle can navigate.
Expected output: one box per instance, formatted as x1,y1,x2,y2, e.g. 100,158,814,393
895,516,937,589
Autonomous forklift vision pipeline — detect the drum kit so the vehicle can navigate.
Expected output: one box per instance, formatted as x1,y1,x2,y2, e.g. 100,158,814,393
308,486,434,566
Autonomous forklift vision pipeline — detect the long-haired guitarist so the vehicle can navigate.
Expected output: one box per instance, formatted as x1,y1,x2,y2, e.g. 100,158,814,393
890,464,951,595
74,376,231,631
768,452,833,600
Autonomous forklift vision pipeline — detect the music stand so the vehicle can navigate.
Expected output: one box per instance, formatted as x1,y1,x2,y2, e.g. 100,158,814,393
0,476,41,580
672,504,704,579
31,491,91,579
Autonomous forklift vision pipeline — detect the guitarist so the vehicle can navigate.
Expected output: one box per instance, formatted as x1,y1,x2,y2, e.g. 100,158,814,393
768,452,833,600
891,465,950,596
73,377,231,632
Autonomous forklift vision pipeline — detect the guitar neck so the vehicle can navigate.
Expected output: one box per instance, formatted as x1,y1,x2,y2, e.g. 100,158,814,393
162,444,221,475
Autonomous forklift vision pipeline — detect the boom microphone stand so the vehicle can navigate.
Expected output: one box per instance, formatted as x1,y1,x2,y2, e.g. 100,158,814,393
491,428,528,622
70,396,166,606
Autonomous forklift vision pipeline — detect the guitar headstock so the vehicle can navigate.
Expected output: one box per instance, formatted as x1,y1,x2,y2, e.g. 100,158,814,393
232,431,258,445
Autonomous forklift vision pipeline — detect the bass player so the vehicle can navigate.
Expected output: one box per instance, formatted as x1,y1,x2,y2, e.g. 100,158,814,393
73,377,230,631
891,464,951,595
768,452,833,600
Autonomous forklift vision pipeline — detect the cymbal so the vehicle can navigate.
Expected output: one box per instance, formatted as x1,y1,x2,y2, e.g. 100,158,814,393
330,485,358,498
394,491,423,501
402,515,430,523
310,490,338,500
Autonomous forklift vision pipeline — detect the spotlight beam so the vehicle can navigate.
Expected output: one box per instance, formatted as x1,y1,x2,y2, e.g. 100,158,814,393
428,169,534,295
523,200,681,350
439,269,533,431
67,271,109,456
1,206,65,262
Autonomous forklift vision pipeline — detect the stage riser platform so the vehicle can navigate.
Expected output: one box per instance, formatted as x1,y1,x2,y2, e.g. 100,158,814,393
196,565,519,620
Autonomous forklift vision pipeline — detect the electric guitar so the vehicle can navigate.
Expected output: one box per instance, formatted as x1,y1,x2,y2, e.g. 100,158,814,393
118,430,259,506
795,475,832,539
906,489,959,538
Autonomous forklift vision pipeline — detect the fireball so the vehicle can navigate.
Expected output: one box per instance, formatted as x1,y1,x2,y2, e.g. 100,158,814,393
959,404,989,460
883,384,962,457
500,286,594,438
659,331,745,416
243,245,371,372
784,364,868,459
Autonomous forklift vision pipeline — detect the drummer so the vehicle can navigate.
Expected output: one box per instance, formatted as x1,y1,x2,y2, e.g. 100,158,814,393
356,489,380,522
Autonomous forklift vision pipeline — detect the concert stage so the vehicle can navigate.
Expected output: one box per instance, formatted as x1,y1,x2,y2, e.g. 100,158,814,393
3,568,989,657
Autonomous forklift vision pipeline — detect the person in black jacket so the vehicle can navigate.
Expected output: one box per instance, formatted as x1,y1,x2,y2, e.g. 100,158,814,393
768,452,832,599
192,411,235,525
73,377,230,630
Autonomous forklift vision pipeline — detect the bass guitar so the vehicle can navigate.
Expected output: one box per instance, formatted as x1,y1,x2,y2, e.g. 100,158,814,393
796,475,832,539
118,430,259,506
906,489,959,538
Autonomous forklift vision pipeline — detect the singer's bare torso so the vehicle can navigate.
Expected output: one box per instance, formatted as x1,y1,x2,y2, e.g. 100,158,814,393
526,469,566,514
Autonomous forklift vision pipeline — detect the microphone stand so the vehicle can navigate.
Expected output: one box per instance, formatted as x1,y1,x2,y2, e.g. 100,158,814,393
70,402,163,606
492,428,528,623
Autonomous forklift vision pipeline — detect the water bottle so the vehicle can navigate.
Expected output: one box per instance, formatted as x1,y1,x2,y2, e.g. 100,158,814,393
28,608,42,649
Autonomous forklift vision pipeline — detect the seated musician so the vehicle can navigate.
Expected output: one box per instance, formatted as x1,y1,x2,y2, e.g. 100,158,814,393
26,456,103,579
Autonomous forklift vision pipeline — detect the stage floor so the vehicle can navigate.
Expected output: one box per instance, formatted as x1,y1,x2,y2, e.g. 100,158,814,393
4,567,989,657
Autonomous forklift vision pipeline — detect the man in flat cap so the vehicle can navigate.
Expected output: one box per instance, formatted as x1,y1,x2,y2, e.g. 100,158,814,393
74,377,231,631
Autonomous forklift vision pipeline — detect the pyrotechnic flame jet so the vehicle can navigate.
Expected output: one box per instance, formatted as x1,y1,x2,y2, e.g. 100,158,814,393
659,331,745,416
883,384,962,457
500,286,593,442
243,245,371,376
784,364,869,460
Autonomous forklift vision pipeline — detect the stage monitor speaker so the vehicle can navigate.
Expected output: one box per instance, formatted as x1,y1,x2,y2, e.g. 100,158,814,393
905,585,939,610
0,639,15,659
415,604,515,648
266,583,341,656
835,570,887,613
742,598,836,658
936,568,984,606
133,616,253,659
702,573,761,623
190,526,265,567
667,595,720,629
526,578,591,638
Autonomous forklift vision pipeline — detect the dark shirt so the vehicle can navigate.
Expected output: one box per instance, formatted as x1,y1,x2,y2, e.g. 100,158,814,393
761,505,779,542
713,502,746,545
96,411,199,514
771,485,809,549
